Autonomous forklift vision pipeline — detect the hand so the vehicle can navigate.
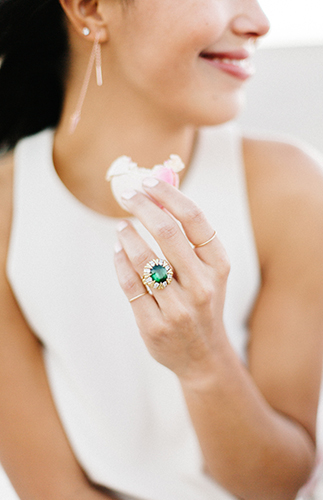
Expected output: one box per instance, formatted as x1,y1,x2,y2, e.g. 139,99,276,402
114,177,230,382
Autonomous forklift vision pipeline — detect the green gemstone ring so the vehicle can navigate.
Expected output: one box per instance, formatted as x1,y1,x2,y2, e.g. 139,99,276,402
141,258,173,290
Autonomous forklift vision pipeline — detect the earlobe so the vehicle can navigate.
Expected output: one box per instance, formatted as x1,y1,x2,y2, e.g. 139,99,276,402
58,0,108,42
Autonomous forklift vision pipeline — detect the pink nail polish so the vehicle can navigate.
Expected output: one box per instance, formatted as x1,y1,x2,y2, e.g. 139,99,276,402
114,241,123,253
116,221,128,232
121,190,137,200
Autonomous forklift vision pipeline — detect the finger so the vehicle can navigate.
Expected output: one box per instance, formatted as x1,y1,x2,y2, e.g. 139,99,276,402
141,178,225,266
116,220,180,302
120,191,201,279
114,241,160,321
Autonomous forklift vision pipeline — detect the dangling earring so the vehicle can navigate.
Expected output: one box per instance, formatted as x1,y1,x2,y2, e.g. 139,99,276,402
69,32,103,134
95,35,103,87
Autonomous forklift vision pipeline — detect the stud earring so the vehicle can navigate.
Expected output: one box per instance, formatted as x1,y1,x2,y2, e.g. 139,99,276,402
82,27,90,36
70,32,103,134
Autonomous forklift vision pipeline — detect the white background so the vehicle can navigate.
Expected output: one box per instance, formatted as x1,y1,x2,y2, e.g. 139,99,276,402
258,0,323,47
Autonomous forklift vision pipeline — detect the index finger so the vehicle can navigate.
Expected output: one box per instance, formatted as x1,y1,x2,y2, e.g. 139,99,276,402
141,177,225,267
120,189,201,280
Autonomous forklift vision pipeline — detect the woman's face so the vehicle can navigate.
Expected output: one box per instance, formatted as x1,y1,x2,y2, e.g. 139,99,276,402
102,0,270,126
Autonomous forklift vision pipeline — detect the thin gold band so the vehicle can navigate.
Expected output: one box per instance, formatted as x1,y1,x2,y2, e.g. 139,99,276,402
129,292,148,303
194,231,217,248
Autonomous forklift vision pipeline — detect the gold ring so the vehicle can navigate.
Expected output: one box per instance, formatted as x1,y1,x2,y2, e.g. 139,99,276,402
142,258,173,290
129,292,148,303
194,231,217,248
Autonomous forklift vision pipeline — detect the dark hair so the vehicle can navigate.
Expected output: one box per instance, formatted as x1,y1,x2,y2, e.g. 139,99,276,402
0,0,69,150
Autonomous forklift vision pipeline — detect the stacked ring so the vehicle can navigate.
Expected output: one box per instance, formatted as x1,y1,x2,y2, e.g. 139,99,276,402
194,230,217,248
142,258,173,290
129,292,148,303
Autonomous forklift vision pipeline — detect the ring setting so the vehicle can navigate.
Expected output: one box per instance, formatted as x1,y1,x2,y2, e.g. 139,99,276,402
142,259,173,290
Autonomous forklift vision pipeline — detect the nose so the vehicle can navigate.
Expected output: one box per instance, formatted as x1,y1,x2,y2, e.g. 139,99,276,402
231,0,270,39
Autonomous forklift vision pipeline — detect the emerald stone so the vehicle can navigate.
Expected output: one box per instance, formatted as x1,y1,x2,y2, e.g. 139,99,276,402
151,265,168,283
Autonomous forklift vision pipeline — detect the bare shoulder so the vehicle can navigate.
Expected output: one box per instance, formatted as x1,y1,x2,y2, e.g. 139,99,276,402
243,134,323,194
242,135,323,269
0,151,14,269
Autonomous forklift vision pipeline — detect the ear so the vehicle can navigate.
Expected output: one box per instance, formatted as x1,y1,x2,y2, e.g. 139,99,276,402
59,0,109,42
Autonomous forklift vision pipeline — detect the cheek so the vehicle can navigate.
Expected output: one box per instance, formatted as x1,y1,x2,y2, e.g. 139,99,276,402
114,0,225,85
119,36,201,97
107,0,234,122
113,41,188,97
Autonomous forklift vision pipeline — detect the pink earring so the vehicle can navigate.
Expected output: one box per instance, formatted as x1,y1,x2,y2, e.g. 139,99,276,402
69,32,103,134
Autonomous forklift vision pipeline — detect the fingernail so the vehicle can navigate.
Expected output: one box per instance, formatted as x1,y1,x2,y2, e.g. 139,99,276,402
121,190,137,200
142,177,159,188
114,241,123,253
116,220,128,232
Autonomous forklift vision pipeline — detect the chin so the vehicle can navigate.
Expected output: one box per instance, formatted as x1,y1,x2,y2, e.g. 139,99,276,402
192,92,246,127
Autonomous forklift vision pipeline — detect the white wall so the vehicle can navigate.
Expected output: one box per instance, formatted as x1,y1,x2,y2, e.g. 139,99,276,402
238,45,323,155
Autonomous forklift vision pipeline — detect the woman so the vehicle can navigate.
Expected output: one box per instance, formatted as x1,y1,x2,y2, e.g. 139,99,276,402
0,0,323,499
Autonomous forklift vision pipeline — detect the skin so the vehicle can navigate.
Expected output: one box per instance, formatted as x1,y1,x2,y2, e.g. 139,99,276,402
1,0,323,499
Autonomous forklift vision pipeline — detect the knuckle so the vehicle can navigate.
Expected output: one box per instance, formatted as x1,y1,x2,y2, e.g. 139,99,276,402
172,305,190,325
216,253,231,281
132,249,153,271
146,325,167,345
146,324,161,338
120,275,139,295
194,284,214,306
163,304,190,331
155,221,178,241
185,203,205,226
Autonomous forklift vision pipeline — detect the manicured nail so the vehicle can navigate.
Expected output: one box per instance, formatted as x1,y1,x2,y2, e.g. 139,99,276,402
142,177,159,188
114,241,123,253
121,190,137,200
116,220,128,232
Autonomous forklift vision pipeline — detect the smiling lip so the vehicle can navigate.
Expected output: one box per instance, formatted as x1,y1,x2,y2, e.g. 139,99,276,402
200,50,255,81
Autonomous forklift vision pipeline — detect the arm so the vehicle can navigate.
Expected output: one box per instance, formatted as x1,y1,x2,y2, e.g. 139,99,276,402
181,141,323,499
0,156,114,500
114,141,323,500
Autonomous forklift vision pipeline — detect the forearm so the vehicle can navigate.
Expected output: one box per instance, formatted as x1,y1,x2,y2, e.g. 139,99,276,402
0,339,107,500
179,333,315,500
0,308,113,500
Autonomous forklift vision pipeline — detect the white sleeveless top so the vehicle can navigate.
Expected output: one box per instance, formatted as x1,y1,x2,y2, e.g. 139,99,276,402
7,125,261,500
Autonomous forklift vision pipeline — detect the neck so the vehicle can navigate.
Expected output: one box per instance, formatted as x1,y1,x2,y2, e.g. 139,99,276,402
53,82,197,217
56,112,196,170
